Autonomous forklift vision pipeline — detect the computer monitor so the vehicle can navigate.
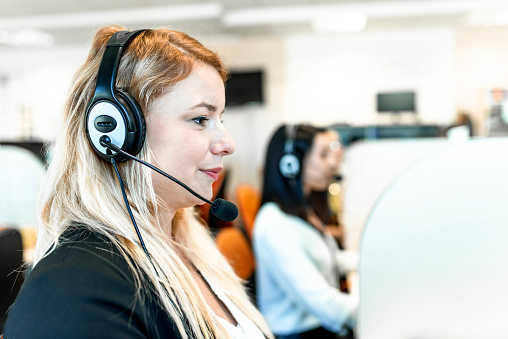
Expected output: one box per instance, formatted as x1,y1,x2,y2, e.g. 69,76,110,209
225,70,264,107
376,91,416,113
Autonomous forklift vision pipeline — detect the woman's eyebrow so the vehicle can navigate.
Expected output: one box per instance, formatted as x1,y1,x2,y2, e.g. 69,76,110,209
190,101,218,112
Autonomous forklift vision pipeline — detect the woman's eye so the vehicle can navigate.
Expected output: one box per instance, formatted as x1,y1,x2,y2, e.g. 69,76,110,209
192,116,209,126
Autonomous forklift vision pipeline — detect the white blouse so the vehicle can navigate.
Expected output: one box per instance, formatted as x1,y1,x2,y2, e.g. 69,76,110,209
253,202,357,335
204,276,266,339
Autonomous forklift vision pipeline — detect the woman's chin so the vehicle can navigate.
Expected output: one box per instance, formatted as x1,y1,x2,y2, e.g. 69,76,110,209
196,188,214,204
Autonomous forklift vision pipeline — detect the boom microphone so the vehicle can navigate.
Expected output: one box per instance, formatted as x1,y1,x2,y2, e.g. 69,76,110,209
100,136,238,222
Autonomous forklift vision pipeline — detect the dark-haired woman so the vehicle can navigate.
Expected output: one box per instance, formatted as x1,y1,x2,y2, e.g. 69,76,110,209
253,124,358,339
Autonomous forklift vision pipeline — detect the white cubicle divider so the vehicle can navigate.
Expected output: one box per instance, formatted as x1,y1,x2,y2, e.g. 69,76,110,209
0,145,46,228
341,138,451,251
358,138,508,339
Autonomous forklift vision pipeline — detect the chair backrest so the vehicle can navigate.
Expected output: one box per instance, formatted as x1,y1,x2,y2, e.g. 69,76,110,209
235,184,261,239
0,145,46,226
358,138,508,339
215,226,255,280
0,228,24,332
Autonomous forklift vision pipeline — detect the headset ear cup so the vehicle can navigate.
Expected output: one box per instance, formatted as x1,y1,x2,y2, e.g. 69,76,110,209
85,29,148,163
116,89,146,157
279,153,300,179
85,99,127,162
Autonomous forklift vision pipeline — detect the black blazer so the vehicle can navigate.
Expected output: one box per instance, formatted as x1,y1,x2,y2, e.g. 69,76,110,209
3,226,183,339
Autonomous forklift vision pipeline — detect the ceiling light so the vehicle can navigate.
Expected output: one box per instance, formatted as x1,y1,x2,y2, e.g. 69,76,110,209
223,0,508,28
0,2,223,30
462,8,508,27
312,12,367,33
0,28,53,48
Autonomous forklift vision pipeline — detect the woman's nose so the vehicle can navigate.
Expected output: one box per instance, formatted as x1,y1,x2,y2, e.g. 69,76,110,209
212,127,236,156
330,149,343,169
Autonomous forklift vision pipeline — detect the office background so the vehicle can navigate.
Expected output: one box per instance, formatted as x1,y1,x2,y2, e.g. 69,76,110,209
2,1,508,337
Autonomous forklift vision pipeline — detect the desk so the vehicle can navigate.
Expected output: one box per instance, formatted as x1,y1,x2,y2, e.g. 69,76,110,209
332,124,442,146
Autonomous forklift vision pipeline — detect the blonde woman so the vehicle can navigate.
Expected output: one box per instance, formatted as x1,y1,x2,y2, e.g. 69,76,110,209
4,26,272,339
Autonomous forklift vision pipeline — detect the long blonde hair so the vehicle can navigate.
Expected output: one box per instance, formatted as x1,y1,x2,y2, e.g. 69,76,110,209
35,25,272,339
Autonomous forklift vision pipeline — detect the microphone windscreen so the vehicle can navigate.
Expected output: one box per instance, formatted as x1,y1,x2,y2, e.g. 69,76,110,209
211,199,239,222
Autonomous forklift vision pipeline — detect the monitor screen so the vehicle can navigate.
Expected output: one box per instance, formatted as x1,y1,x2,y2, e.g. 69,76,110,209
376,91,416,113
225,70,264,107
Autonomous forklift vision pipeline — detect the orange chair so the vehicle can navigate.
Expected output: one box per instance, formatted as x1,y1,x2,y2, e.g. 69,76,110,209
215,226,255,281
235,184,261,240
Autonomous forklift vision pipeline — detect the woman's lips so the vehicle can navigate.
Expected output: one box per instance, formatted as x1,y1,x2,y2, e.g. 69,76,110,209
200,168,222,181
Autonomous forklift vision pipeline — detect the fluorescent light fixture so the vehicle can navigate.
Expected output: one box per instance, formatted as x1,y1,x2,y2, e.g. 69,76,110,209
312,11,367,33
463,8,508,27
223,0,508,28
223,5,312,27
0,2,223,30
0,28,53,47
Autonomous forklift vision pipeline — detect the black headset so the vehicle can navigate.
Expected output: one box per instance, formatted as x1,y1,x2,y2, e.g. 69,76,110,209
279,124,301,179
85,30,147,163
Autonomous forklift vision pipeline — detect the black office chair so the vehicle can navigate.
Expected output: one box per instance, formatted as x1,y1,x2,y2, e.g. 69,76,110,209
0,228,24,333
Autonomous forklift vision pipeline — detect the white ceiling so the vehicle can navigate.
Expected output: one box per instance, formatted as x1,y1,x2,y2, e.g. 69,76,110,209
1,0,508,49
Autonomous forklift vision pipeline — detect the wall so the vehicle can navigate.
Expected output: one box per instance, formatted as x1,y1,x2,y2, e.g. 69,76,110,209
0,45,87,140
285,28,456,126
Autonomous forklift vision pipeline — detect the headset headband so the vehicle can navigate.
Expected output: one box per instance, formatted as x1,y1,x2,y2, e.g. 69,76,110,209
284,125,297,153
93,30,146,103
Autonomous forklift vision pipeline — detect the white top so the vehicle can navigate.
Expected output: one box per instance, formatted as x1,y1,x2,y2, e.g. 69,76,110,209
253,202,358,335
203,275,266,339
